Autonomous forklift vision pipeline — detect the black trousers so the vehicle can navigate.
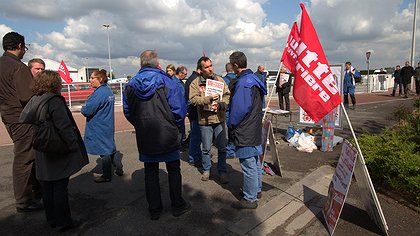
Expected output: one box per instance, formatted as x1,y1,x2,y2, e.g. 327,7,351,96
4,123,40,207
144,160,186,214
40,178,72,227
277,91,290,111
343,93,356,107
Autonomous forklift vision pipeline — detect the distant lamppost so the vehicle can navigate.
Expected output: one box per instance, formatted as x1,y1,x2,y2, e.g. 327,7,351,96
366,50,372,93
103,24,113,79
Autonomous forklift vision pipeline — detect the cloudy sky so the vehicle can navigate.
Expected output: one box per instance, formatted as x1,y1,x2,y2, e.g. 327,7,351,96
0,0,417,78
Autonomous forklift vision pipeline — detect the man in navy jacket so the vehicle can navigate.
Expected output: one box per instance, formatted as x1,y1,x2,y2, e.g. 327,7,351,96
123,50,190,220
228,51,267,209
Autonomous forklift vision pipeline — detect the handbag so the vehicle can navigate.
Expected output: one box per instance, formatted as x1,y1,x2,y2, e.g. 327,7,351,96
32,97,70,154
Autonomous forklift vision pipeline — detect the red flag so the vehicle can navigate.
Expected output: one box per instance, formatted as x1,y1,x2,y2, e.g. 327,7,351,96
281,22,299,74
58,60,73,84
202,50,206,57
292,4,341,123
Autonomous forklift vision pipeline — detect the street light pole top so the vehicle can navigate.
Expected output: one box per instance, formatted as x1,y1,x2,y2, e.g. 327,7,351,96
102,24,111,28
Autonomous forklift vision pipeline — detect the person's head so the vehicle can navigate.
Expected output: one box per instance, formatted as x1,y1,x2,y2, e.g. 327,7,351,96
2,32,27,59
140,50,159,68
225,63,234,73
89,69,108,88
32,70,63,95
229,51,247,74
28,58,45,76
345,61,352,70
175,66,188,80
405,61,410,66
166,64,176,76
197,56,213,79
280,66,287,73
396,65,401,70
417,62,420,67
257,64,265,73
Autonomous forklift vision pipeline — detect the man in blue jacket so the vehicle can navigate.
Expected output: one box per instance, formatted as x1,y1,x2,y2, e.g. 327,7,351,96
343,61,361,109
123,50,191,220
228,51,267,209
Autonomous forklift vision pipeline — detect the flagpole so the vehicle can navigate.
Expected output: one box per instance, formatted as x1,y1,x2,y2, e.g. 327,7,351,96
263,62,284,121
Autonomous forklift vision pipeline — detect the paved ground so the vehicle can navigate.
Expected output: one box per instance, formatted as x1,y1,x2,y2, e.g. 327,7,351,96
0,92,419,236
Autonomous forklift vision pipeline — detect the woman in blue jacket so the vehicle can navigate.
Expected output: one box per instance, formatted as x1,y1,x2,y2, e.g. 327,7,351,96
81,69,122,183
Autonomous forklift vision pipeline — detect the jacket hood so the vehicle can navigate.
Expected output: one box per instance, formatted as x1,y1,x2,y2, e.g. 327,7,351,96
128,67,166,100
241,69,267,95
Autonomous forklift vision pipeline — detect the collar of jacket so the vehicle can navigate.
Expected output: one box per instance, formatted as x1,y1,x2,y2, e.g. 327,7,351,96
198,74,218,85
238,68,253,78
3,51,20,61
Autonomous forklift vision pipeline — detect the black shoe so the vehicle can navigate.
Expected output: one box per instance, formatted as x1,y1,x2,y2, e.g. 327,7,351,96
173,202,192,217
16,202,43,213
150,211,161,221
115,169,124,176
94,176,111,183
240,191,262,199
57,219,82,232
231,199,258,209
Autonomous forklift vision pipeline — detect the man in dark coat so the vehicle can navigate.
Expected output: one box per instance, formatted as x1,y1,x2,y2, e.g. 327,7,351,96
400,61,415,98
123,50,191,220
0,32,42,213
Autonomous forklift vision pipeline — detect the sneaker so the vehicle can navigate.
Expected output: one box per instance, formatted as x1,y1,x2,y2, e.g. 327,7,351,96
219,173,229,184
94,176,111,183
173,202,192,217
231,199,258,209
201,171,210,181
16,201,43,213
150,211,162,221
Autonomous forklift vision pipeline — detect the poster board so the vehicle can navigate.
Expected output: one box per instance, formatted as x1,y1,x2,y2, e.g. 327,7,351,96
204,79,224,111
260,119,282,176
354,155,389,235
322,140,358,235
298,64,344,128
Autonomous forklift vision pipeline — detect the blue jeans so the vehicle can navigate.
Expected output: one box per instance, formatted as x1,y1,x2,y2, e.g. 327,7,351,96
188,119,202,164
239,156,262,202
200,122,227,174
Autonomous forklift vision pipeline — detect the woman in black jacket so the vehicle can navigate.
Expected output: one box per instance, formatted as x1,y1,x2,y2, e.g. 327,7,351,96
20,70,89,232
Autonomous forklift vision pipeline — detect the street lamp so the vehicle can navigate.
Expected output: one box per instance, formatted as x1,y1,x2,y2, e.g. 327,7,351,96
366,50,372,93
103,24,113,79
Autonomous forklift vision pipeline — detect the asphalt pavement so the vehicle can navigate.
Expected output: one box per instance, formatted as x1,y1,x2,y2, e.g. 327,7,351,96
0,92,419,236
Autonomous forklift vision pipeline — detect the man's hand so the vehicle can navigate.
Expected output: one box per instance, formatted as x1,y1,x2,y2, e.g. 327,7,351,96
211,93,219,101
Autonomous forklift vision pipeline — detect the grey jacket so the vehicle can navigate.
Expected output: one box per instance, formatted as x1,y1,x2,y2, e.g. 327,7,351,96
20,93,89,181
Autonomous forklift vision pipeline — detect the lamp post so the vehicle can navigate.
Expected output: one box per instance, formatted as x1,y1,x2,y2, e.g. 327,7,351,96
103,24,113,79
366,50,372,93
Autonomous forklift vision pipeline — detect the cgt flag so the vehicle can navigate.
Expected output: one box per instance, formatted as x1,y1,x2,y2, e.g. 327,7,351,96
58,60,73,84
283,4,341,123
281,22,299,74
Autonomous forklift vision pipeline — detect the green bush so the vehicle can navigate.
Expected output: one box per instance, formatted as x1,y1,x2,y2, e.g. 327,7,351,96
354,98,420,206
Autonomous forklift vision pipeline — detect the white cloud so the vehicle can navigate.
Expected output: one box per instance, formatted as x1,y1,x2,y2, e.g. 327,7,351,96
0,24,13,39
1,0,418,77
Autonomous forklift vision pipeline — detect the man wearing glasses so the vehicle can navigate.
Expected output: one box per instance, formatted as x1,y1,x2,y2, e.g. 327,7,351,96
0,32,43,213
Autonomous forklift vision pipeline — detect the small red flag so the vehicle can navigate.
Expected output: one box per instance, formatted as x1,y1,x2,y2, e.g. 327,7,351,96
58,60,73,84
291,4,341,123
202,50,206,57
281,22,299,74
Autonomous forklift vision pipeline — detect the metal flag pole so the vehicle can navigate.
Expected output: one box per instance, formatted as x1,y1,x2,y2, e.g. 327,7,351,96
263,62,284,121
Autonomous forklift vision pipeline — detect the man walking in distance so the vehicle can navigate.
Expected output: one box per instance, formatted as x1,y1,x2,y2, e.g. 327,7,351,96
343,61,361,109
123,50,191,220
28,58,45,76
0,32,43,212
401,61,415,98
228,51,266,209
189,56,230,183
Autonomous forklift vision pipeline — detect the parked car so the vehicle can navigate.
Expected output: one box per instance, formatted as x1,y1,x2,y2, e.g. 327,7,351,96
61,82,94,102
108,82,126,94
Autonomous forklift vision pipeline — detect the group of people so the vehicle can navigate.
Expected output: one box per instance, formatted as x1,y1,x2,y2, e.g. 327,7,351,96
391,61,420,97
0,32,125,231
0,31,269,231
